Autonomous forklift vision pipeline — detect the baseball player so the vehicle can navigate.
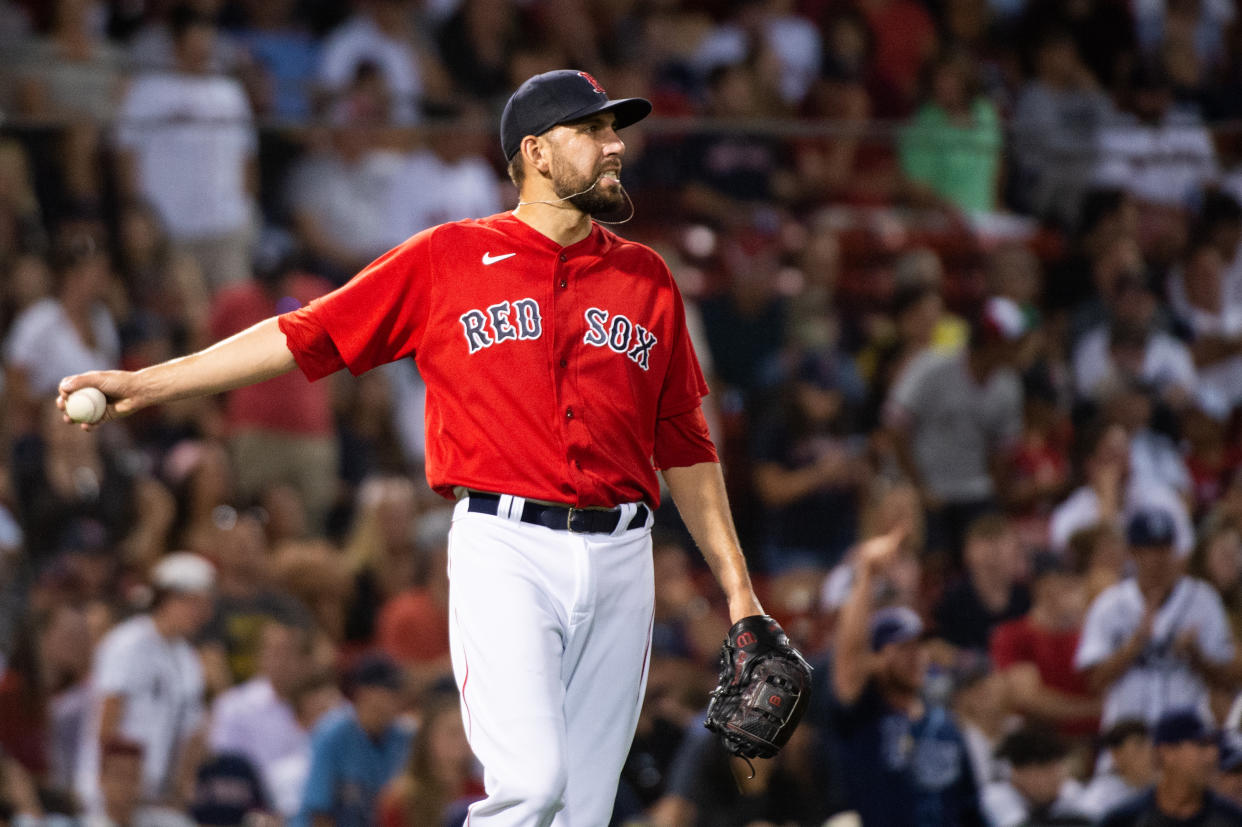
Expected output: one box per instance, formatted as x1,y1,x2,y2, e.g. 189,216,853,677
60,70,788,825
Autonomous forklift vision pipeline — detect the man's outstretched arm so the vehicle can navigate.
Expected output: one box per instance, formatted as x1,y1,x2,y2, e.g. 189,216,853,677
58,317,297,425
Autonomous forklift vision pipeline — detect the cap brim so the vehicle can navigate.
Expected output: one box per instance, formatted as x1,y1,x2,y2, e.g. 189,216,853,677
552,96,652,132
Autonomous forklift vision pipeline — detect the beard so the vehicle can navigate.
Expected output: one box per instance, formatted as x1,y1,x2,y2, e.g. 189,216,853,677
549,157,628,220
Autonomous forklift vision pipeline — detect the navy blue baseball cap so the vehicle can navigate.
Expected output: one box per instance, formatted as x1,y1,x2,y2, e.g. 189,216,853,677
1152,709,1215,745
870,606,924,651
500,70,652,161
347,653,404,692
1127,508,1177,548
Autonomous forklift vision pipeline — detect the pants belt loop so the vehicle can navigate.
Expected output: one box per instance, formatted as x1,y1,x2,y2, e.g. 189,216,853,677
496,491,521,519
611,503,636,537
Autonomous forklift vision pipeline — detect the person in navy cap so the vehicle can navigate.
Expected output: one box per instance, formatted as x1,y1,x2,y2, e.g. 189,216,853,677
1076,507,1235,729
1100,708,1242,825
294,653,412,827
828,532,983,826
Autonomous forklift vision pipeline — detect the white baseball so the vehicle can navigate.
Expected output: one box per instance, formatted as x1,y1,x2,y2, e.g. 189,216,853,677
65,387,108,424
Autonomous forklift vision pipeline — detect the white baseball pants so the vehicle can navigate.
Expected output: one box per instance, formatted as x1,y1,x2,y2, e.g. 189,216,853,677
448,497,655,826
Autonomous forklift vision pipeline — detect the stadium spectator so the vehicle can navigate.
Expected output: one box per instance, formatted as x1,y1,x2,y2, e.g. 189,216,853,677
932,513,1030,654
982,727,1091,826
1072,270,1197,409
751,350,869,576
294,653,412,827
1050,421,1194,556
829,530,983,826
1099,708,1242,825
1009,28,1117,228
126,0,247,75
114,6,258,290
384,106,505,246
899,49,1002,216
5,0,128,210
1168,233,1242,415
207,619,313,821
75,553,215,818
679,62,796,226
115,199,210,357
884,297,1026,560
1076,509,1234,727
1077,719,1156,820
231,0,321,121
991,551,1099,738
3,231,118,434
197,506,311,689
1095,60,1218,213
316,0,448,125
433,0,524,103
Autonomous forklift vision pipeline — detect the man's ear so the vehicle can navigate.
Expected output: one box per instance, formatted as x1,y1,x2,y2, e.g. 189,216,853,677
521,135,551,175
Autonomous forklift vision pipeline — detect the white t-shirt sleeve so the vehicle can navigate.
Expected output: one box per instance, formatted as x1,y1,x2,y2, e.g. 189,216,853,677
92,629,145,695
1194,583,1235,663
1076,588,1127,671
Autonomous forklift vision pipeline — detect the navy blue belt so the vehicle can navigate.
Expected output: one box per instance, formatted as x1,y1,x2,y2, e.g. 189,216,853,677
466,492,649,534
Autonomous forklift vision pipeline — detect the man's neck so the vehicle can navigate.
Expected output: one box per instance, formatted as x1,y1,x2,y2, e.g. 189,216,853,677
512,199,592,247
150,610,179,640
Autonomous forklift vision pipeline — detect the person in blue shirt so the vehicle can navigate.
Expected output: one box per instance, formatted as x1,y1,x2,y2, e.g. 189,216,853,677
828,530,983,826
295,653,413,827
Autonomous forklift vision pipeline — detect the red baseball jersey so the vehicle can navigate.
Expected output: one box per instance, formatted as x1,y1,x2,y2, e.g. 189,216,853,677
278,212,714,507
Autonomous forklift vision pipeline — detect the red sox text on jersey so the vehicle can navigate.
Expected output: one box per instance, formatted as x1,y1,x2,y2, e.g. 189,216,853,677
460,300,659,372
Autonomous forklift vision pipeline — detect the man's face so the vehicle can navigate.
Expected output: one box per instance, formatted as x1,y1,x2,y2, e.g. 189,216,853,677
543,113,627,218
1132,544,1178,593
878,639,926,693
1010,761,1066,808
1159,740,1219,789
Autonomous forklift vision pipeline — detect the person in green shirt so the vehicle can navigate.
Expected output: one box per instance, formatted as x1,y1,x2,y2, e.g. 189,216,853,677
899,50,1002,215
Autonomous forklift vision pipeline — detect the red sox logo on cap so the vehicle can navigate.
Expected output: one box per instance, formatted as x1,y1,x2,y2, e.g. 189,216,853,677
577,71,606,95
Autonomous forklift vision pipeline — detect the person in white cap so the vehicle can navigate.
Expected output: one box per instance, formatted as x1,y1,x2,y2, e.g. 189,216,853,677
75,552,216,820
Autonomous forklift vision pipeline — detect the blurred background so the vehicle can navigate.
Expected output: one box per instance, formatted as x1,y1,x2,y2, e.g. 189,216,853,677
5,0,1242,824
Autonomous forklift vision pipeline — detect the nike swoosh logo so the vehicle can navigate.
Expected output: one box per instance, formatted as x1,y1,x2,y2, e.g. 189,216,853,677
482,252,516,265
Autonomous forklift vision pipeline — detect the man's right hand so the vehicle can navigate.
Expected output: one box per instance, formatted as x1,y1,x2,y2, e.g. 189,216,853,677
857,526,907,576
57,370,144,428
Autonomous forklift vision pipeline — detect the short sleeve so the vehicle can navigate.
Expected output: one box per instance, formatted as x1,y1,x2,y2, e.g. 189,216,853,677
1195,584,1235,663
293,229,435,376
93,632,144,695
656,279,710,420
1075,591,1123,671
653,407,717,469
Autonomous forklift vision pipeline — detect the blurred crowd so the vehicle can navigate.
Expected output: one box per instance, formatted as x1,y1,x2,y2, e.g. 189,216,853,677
5,0,1242,825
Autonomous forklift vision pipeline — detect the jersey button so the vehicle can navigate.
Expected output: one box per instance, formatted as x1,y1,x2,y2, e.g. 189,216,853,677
559,254,568,262
559,279,568,288
565,407,574,419
559,359,568,368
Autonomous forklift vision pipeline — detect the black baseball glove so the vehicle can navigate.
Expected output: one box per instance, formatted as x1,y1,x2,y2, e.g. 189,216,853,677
704,614,812,761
